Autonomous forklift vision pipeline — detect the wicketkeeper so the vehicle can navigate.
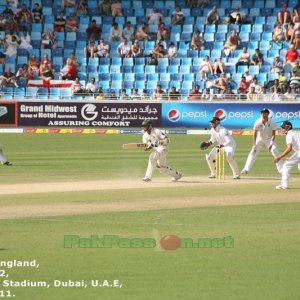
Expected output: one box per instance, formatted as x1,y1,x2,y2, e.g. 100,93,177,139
141,119,182,182
200,117,240,179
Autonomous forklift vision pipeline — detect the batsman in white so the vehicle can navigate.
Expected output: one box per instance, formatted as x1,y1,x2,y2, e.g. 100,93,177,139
0,143,11,166
203,117,240,179
141,119,182,182
274,120,300,189
241,108,283,174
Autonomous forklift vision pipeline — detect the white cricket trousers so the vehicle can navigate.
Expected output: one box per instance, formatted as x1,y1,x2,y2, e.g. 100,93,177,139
243,139,283,173
206,145,240,177
0,144,8,164
145,148,179,179
280,151,300,188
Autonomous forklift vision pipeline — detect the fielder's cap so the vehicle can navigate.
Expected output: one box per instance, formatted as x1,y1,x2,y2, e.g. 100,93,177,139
210,116,221,123
260,108,270,113
281,120,293,129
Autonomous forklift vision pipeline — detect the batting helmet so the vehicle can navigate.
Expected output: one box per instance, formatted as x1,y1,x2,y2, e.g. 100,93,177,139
281,120,293,131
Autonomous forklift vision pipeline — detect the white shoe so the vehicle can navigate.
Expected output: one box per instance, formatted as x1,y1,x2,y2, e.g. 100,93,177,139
208,175,216,179
173,172,182,181
241,169,248,175
233,175,240,180
142,177,151,182
276,185,288,190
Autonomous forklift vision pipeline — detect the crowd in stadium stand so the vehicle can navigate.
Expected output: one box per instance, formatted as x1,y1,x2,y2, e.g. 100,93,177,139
0,0,300,100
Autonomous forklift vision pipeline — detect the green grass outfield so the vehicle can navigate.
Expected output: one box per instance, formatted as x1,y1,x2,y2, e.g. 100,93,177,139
0,133,300,300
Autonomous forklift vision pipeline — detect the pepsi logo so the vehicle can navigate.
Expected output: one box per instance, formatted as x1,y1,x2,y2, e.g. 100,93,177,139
214,109,227,121
168,109,181,122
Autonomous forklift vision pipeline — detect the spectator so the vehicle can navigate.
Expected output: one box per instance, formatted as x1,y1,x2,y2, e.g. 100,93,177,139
147,7,163,25
87,19,101,42
278,4,291,29
152,84,166,100
229,7,247,24
206,5,219,24
141,89,149,100
0,14,7,31
95,39,110,58
278,70,289,89
286,22,295,41
213,56,225,75
270,79,280,92
238,76,250,92
61,0,76,10
14,3,31,31
236,46,250,68
4,34,19,58
111,0,122,17
285,43,299,65
95,88,104,100
199,55,213,79
259,86,269,101
41,28,57,49
19,31,32,53
292,32,300,48
71,76,85,96
289,70,300,89
152,43,167,60
191,30,205,50
188,84,202,100
99,0,112,16
168,86,181,100
172,5,184,25
237,87,247,100
41,54,52,67
135,23,151,41
244,69,253,83
202,88,212,101
247,86,258,100
119,89,131,100
60,61,77,81
54,11,66,32
284,86,294,100
16,63,32,84
223,29,241,56
167,42,177,58
32,3,43,24
109,22,122,44
84,40,97,58
223,86,236,100
0,51,6,65
117,37,131,58
28,54,40,74
157,23,170,41
250,48,264,66
131,88,141,100
39,61,54,81
211,73,228,90
109,91,118,100
271,54,283,73
0,67,18,87
293,60,300,75
131,40,142,57
76,0,88,16
67,52,80,67
85,77,99,95
249,77,262,93
292,6,300,24
273,23,285,42
123,21,135,42
65,13,79,32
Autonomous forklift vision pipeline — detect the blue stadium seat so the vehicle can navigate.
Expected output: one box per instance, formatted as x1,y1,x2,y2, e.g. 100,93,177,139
171,74,182,81
168,65,178,74
145,65,156,74
124,73,135,81
135,57,145,65
181,58,192,66
135,81,145,89
170,58,180,65
148,73,159,81
187,50,199,58
160,73,170,81
122,66,132,73
112,73,123,81
37,88,48,100
49,88,61,100
134,65,144,74
99,73,110,81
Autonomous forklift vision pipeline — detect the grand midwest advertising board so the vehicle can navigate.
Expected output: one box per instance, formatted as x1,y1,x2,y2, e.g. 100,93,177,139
18,102,162,127
8,101,300,129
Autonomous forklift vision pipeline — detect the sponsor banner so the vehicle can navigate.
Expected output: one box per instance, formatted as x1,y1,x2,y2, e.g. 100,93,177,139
18,102,161,128
22,128,120,134
162,103,300,129
165,129,188,134
187,130,210,135
0,102,17,127
0,128,23,133
120,129,143,134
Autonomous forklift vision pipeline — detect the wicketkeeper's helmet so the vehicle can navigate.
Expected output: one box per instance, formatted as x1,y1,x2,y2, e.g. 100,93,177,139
281,120,293,131
142,119,152,127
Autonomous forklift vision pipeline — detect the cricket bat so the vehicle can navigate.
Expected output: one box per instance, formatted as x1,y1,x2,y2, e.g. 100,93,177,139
122,143,147,150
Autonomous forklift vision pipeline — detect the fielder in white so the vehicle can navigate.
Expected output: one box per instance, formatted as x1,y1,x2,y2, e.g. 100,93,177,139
274,120,300,189
0,144,11,166
241,108,283,174
141,119,182,182
204,117,240,179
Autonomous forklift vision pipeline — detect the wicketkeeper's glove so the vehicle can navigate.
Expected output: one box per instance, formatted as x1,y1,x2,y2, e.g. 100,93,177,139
200,141,211,150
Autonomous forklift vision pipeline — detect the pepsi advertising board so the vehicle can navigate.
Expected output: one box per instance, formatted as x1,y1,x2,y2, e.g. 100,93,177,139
162,103,300,129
